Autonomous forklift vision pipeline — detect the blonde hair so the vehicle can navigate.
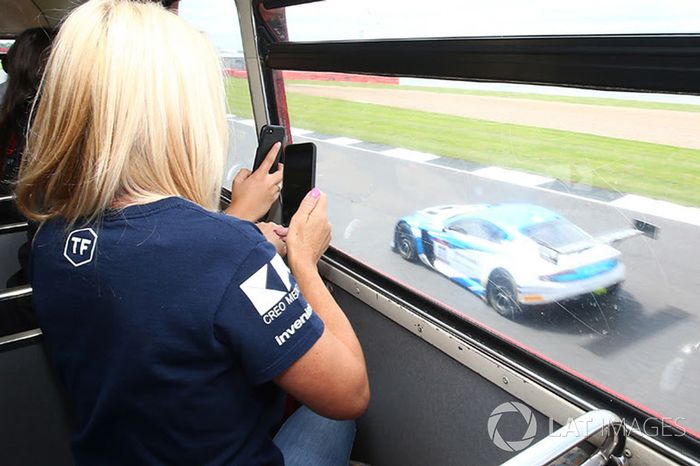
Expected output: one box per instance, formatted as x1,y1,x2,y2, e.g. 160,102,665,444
16,0,227,224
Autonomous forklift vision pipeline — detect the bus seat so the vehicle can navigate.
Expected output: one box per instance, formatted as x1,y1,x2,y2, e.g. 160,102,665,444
0,331,75,466
0,194,29,287
0,194,35,337
0,230,29,285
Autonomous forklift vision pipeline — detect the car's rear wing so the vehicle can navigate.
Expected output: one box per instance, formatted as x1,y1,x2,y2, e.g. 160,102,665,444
597,219,659,246
539,241,595,264
539,219,658,264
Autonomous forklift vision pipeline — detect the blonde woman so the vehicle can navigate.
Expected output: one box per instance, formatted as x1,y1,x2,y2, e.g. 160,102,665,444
17,1,369,465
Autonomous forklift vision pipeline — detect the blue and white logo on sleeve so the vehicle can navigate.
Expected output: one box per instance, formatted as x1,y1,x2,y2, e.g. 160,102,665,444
63,228,98,267
240,255,298,321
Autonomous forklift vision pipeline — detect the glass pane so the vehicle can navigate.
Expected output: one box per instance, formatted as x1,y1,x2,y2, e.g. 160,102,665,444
281,0,700,41
281,70,700,435
179,0,255,187
0,40,15,84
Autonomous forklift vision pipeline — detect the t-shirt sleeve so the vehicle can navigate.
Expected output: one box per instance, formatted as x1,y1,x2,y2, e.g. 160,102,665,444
213,241,324,385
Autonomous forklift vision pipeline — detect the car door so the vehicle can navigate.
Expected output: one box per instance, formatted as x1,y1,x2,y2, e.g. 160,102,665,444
445,219,506,280
435,218,482,279
425,222,458,268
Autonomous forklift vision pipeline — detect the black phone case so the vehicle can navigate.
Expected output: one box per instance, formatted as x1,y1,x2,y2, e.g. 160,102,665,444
253,125,286,173
282,142,317,226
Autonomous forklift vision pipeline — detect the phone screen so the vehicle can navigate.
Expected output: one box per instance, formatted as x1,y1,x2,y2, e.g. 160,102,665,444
282,142,317,226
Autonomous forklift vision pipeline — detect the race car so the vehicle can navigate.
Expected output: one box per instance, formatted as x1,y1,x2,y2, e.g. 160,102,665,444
392,203,641,317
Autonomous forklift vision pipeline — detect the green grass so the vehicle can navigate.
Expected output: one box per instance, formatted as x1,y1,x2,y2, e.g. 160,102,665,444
225,79,254,118
225,78,700,206
286,79,700,113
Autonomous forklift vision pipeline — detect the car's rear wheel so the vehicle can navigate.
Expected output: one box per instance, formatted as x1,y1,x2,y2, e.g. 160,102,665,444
394,223,417,262
487,272,520,318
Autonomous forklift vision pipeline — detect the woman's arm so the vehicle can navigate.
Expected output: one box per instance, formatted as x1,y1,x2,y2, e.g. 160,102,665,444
274,189,369,420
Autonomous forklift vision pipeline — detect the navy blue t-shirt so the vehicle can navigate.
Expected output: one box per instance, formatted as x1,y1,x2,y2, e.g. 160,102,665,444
31,197,325,465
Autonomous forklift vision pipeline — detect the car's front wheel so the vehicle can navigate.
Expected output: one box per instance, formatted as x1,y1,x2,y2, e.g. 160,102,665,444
487,272,520,318
394,223,418,262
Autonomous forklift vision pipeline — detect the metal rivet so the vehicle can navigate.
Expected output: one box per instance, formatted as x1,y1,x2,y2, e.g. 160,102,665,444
502,376,509,385
624,449,632,458
416,324,423,333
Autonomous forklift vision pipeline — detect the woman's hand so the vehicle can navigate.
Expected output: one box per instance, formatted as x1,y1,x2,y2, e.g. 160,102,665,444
257,222,288,257
286,188,331,272
225,143,283,222
273,188,369,420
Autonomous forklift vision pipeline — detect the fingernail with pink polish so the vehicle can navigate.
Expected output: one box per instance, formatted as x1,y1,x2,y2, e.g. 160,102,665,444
310,187,321,199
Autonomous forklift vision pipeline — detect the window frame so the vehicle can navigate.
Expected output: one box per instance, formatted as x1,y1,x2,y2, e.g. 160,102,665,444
265,35,700,95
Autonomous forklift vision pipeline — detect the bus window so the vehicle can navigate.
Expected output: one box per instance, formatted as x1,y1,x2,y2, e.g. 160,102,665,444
261,0,700,442
179,1,255,187
0,40,14,84
279,69,700,437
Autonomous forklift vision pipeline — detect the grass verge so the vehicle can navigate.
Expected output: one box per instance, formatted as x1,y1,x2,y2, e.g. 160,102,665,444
226,78,700,206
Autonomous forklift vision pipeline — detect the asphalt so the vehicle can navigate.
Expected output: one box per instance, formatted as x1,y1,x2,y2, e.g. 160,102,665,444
226,119,700,433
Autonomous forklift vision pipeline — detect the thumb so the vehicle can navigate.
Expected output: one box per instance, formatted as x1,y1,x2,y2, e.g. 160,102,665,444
295,187,322,217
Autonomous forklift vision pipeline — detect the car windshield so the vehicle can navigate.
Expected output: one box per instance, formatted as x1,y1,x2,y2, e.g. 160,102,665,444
521,219,590,249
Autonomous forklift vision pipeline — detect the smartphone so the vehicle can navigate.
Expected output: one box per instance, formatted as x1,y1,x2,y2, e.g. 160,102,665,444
282,142,317,226
253,124,286,174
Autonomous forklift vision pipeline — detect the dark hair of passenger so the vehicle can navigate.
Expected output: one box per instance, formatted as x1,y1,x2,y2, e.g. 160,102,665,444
0,28,54,180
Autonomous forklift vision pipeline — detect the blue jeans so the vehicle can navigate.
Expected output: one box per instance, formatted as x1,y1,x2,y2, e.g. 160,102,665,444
273,406,356,466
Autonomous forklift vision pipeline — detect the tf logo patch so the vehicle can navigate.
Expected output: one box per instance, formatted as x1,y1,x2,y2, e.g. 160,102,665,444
63,228,98,267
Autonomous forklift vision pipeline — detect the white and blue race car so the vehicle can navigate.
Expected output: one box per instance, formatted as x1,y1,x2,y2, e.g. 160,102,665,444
392,203,640,317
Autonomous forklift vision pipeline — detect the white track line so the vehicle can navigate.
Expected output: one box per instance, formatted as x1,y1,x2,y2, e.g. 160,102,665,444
610,195,700,227
291,128,313,137
472,166,554,187
324,136,363,146
380,148,439,163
